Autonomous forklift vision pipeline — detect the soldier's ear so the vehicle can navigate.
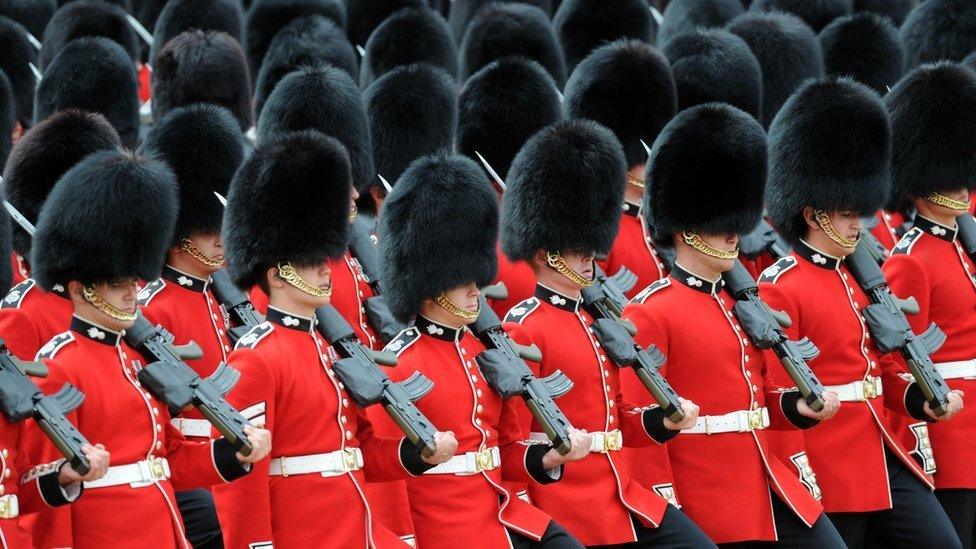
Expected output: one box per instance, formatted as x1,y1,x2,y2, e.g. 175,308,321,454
802,207,819,230
67,281,85,298
532,250,547,269
266,266,284,290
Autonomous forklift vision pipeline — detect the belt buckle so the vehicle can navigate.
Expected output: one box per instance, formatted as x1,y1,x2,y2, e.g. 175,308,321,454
342,448,359,471
0,496,11,519
862,377,878,400
148,457,167,481
603,430,622,452
747,410,764,431
279,457,289,478
474,449,494,472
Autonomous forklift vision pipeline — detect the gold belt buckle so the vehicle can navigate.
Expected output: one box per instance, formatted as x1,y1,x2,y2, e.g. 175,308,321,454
747,410,764,431
342,448,360,471
0,496,11,519
475,449,494,472
862,377,878,399
148,457,167,481
603,430,622,452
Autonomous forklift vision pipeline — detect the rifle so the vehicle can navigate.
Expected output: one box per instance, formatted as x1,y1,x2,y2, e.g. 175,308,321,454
592,263,637,314
739,218,791,260
956,213,976,265
347,218,407,343
469,294,575,455
844,240,952,416
0,341,91,474
125,313,254,455
209,269,265,345
723,260,827,411
314,305,438,457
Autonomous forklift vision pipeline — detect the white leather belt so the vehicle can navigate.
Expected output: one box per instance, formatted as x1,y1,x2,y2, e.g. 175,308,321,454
171,417,211,438
934,360,976,380
685,407,769,435
85,457,171,489
0,495,19,519
825,376,883,402
529,429,623,453
424,446,500,475
268,448,363,477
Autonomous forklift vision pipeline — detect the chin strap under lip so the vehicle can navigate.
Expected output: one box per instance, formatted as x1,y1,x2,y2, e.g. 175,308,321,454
180,238,223,268
277,262,332,298
813,210,859,249
546,251,594,288
925,192,970,211
433,292,479,320
83,285,137,321
682,231,740,260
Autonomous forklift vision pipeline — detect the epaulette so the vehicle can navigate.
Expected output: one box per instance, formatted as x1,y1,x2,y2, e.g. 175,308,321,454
630,278,671,305
384,326,421,356
234,322,274,350
758,256,798,284
503,297,541,324
136,279,166,306
2,279,35,309
891,227,923,255
35,332,75,360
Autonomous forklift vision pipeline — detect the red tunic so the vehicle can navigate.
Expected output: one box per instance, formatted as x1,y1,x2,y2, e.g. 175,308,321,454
871,210,907,251
882,216,976,489
598,202,667,300
8,254,26,288
489,243,537,319
0,280,73,360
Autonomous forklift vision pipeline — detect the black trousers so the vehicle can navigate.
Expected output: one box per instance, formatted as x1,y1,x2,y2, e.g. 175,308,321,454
586,505,716,548
828,449,962,549
719,492,844,548
509,521,586,548
175,489,223,549
936,489,976,548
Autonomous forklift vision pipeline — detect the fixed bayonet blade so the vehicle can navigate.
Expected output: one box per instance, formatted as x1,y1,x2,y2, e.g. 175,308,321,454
3,200,36,236
377,174,393,194
475,151,506,192
125,14,154,46
214,192,228,207
640,139,652,159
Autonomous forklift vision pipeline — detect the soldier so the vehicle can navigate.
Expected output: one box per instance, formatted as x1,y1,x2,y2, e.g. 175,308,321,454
359,6,458,88
38,0,140,71
214,130,457,547
882,62,976,547
149,0,243,64
656,0,743,49
761,77,963,548
243,0,346,79
23,149,270,549
501,119,711,547
552,0,653,72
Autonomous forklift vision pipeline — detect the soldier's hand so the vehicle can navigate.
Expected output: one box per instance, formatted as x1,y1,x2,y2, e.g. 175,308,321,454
664,398,699,431
59,443,110,484
237,423,272,464
798,391,840,421
421,431,458,465
542,428,592,468
926,390,964,421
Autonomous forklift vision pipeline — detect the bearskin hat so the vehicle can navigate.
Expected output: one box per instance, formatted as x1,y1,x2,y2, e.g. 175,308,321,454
553,0,653,71
901,0,976,69
767,78,891,245
244,0,345,76
0,16,38,129
150,0,244,63
346,0,426,48
379,154,498,321
0,200,11,295
664,29,763,120
34,37,140,148
963,50,976,72
258,64,373,192
31,151,178,289
884,62,976,212
819,12,903,95
501,119,625,261
657,0,744,48
458,57,561,181
365,63,456,194
151,30,252,131
0,0,55,41
727,11,824,128
459,3,566,87
565,39,677,168
253,15,356,119
644,102,766,247
0,71,13,169
223,131,351,289
449,0,552,44
360,7,457,88
749,0,852,32
139,104,244,245
853,0,912,25
39,1,139,70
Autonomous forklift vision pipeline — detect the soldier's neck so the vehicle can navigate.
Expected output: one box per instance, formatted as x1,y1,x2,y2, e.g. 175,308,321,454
914,201,959,229
533,267,582,300
417,303,466,330
266,291,317,320
672,246,722,283
167,252,215,280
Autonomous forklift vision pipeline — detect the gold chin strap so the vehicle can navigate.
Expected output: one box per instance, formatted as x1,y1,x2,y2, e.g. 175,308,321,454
813,210,859,249
433,292,479,320
277,262,332,298
926,192,970,211
82,286,137,321
627,173,645,189
180,238,223,268
546,251,594,287
681,231,739,260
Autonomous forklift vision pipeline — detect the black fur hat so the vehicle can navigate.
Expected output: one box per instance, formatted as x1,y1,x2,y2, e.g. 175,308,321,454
379,153,498,321
151,30,252,131
365,63,456,192
2,109,120,258
565,39,677,168
459,3,566,87
963,50,976,72
0,70,13,169
664,28,763,120
360,6,457,88
819,12,903,95
139,103,244,245
244,0,345,76
767,77,890,245
749,0,853,32
501,119,626,261
0,17,34,129
150,0,244,63
449,0,551,44
901,0,976,69
657,0,744,48
253,15,356,119
222,131,352,289
645,102,766,247
31,150,178,289
727,11,824,128
458,57,561,181
0,0,56,40
258,64,373,192
39,0,139,70
34,37,140,148
346,0,425,48
553,0,653,71
853,0,912,25
885,62,976,212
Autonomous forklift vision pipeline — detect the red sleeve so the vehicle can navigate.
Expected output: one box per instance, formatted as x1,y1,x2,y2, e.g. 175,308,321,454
881,255,932,418
0,308,42,360
620,302,676,446
501,322,544,433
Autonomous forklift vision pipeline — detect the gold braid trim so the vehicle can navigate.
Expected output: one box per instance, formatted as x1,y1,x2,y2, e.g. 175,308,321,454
433,292,479,320
83,286,137,321
546,252,594,287
627,173,645,189
681,231,739,260
180,238,223,268
926,192,970,211
813,210,858,249
277,262,332,298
